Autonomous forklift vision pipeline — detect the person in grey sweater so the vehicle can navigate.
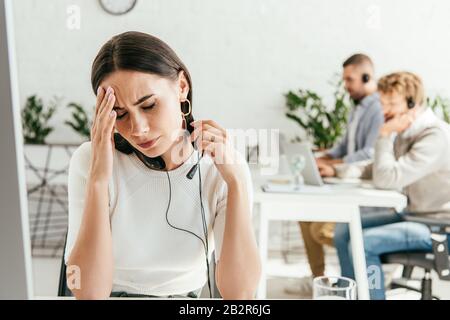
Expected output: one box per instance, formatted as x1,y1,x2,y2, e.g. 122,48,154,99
333,71,450,299
286,54,384,297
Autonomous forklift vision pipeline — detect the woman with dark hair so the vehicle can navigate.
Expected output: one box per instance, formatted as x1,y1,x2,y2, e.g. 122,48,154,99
65,31,260,299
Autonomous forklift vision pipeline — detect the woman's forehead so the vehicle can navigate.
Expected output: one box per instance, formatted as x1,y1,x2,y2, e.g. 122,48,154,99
101,70,171,103
101,70,168,91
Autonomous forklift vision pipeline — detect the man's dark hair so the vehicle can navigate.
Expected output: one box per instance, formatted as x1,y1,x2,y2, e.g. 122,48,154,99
342,53,373,68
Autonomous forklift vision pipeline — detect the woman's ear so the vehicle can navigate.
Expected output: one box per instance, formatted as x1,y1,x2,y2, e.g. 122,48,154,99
178,71,190,101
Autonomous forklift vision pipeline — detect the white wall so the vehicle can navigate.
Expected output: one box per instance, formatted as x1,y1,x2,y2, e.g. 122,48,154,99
12,0,450,144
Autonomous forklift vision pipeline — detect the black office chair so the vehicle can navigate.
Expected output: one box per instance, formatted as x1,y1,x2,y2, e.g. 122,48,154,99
58,233,72,297
381,214,450,300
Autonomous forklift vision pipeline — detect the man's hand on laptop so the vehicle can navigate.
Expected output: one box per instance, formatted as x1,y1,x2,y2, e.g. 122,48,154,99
316,157,328,165
316,156,343,167
317,162,336,177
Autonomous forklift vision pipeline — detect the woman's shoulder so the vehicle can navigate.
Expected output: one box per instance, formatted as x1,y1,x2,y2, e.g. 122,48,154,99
69,141,92,176
71,141,92,162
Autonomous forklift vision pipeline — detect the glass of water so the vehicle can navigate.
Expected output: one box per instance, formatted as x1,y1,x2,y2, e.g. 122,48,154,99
290,154,306,188
313,276,357,300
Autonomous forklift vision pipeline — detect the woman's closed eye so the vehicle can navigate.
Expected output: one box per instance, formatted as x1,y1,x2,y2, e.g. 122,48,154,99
143,103,155,111
115,104,156,120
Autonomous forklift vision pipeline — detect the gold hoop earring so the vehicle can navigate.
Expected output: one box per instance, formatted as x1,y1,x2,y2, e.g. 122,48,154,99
182,99,191,117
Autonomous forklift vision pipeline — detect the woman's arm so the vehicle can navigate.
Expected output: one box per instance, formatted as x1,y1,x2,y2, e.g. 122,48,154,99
215,178,261,300
67,180,113,299
190,119,261,299
67,86,117,299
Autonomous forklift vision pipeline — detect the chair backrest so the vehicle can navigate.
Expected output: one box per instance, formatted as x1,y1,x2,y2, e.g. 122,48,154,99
207,252,222,298
58,232,72,296
405,214,450,281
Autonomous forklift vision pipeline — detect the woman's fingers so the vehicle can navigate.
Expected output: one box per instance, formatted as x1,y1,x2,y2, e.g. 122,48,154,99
190,120,229,161
91,87,116,140
98,88,114,118
192,130,225,143
198,140,218,157
97,87,114,123
199,140,229,164
95,86,105,117
99,94,116,135
190,121,226,142
105,110,117,138
191,126,224,145
200,123,225,138
192,120,227,137
91,86,110,136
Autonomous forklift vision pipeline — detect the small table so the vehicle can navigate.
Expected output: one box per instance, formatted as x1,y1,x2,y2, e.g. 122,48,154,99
253,172,407,299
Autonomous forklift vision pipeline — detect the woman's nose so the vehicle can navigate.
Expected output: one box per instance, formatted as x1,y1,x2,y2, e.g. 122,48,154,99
130,116,149,137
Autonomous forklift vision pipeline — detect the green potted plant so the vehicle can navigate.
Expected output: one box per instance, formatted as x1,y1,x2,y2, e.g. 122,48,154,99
428,95,450,124
21,94,64,192
21,95,58,145
285,76,351,150
21,96,80,259
65,102,92,141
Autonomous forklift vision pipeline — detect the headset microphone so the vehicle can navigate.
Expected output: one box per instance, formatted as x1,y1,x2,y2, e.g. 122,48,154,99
187,162,200,180
186,138,204,179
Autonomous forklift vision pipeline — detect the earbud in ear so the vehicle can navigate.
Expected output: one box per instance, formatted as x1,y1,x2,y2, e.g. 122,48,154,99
407,97,415,109
362,73,370,83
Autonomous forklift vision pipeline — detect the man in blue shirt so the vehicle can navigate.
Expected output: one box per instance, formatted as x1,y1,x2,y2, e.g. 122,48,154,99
286,54,384,297
317,54,384,174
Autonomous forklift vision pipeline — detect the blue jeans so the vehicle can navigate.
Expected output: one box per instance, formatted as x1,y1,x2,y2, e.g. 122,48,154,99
334,208,437,300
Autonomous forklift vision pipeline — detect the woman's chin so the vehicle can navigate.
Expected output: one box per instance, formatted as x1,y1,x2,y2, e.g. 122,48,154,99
139,142,170,159
139,146,163,158
138,137,188,159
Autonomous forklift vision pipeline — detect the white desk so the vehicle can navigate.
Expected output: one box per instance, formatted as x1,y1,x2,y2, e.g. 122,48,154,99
252,171,407,300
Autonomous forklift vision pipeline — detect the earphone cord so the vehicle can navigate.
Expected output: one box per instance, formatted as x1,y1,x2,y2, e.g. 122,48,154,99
197,152,212,298
164,163,212,298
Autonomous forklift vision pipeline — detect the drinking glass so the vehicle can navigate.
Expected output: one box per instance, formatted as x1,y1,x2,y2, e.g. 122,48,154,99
313,276,357,300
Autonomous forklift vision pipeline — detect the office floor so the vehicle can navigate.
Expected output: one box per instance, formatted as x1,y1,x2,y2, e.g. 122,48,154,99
32,247,450,300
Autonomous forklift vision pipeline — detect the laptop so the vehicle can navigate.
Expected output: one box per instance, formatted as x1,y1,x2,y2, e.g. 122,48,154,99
278,142,362,188
284,142,324,186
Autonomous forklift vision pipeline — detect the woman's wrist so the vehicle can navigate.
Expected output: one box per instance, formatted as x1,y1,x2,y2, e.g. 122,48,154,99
226,177,242,189
87,174,109,190
225,172,247,191
222,161,247,186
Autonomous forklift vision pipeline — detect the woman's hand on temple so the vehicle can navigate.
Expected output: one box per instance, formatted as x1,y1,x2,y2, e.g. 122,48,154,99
89,86,117,183
190,120,245,186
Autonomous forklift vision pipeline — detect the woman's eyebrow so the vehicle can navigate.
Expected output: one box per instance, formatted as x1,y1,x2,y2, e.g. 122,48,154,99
134,94,154,106
113,94,155,110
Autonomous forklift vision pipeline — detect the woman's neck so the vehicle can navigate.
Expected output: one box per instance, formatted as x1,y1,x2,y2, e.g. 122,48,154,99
161,136,194,171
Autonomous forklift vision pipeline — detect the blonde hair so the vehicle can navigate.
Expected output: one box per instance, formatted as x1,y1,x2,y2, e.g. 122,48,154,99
377,72,425,106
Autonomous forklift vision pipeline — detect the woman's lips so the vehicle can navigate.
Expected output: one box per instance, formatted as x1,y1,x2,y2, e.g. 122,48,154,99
137,137,160,149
